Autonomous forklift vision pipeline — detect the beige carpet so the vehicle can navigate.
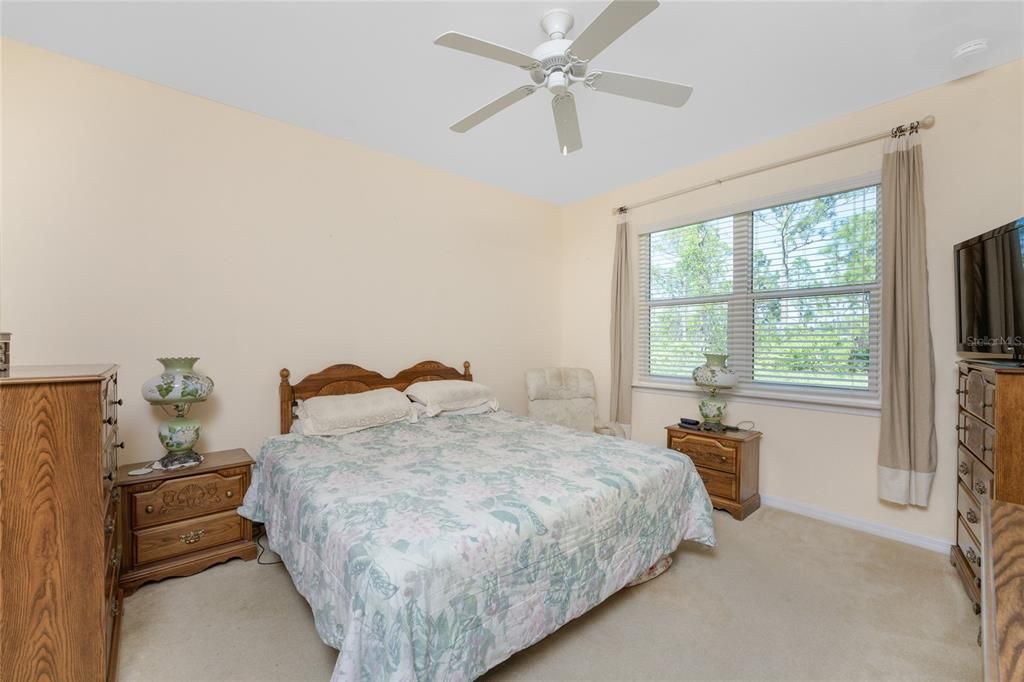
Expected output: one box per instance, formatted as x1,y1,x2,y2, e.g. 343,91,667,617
118,507,981,681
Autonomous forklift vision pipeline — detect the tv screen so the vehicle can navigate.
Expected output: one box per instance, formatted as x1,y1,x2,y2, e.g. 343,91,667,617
955,218,1024,356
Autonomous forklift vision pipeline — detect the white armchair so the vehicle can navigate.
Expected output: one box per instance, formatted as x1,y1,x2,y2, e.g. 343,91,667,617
525,367,625,437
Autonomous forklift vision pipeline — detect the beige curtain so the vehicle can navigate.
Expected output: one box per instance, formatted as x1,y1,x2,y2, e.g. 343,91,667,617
610,211,633,425
877,131,937,506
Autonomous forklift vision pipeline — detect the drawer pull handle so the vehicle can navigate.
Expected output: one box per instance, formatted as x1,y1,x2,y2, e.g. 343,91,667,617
966,509,978,524
958,462,969,476
104,417,116,426
145,504,154,514
974,481,988,496
179,529,206,545
104,472,115,482
116,441,125,449
225,490,234,499
955,424,967,432
955,388,964,395
111,398,123,406
966,547,978,564
983,445,993,454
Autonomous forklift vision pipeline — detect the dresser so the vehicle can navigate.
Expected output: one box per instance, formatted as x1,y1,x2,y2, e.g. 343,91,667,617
951,360,1024,613
665,425,762,520
117,449,257,594
981,498,1024,681
0,364,123,681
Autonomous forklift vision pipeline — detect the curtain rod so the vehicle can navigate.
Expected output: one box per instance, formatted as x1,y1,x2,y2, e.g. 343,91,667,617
613,115,935,215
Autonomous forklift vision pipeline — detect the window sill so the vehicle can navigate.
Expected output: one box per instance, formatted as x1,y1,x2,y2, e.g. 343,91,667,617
632,380,881,417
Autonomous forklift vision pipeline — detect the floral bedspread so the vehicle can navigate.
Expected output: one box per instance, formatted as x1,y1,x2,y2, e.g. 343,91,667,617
239,411,715,681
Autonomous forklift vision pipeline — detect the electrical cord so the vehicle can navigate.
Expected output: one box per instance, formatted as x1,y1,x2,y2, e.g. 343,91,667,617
255,527,283,565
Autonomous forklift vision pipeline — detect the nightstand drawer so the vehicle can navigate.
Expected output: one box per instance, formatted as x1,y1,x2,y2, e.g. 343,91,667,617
669,434,737,473
131,471,245,529
133,509,244,565
695,465,738,500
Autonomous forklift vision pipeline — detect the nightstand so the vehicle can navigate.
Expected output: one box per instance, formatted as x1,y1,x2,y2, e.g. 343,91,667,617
116,449,257,594
665,425,762,520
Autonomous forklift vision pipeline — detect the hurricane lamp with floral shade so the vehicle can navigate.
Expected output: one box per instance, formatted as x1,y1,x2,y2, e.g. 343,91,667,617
692,353,738,432
141,357,214,470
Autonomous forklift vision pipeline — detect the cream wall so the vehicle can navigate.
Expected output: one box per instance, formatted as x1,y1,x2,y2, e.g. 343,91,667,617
0,40,563,464
3,39,1023,545
559,59,1024,545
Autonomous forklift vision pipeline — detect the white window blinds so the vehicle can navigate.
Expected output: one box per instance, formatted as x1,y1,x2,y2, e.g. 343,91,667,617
637,184,881,402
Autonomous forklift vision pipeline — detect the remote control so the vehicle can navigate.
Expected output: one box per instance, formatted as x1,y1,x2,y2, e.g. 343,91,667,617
678,418,700,428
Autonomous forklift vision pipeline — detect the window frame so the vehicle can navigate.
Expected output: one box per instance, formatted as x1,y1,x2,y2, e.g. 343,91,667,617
634,173,883,414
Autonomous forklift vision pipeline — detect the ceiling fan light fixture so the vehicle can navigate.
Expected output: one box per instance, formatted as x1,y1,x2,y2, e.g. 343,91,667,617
548,70,569,95
436,0,691,155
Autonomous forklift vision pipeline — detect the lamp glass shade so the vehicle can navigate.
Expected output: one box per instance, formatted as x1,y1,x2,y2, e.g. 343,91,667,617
141,357,213,405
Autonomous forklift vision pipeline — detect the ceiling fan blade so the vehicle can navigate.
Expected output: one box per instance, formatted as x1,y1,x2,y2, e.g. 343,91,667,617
552,93,583,155
450,86,536,133
567,0,659,63
434,32,539,70
586,70,693,107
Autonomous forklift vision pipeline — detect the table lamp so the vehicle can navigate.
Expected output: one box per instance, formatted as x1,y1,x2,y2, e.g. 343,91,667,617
141,357,214,470
692,353,737,432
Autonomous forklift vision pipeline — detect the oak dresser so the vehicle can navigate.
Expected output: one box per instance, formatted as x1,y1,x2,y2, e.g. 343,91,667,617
0,364,124,681
665,424,762,520
981,497,1024,681
951,360,1024,613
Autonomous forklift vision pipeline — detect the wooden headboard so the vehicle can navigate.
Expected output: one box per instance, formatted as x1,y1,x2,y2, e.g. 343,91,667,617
278,360,472,434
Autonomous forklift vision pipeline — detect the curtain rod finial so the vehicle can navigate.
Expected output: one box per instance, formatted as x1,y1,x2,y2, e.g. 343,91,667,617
920,115,936,130
615,206,628,215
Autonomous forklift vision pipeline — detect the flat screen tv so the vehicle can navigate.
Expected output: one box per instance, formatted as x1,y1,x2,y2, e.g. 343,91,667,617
954,218,1024,359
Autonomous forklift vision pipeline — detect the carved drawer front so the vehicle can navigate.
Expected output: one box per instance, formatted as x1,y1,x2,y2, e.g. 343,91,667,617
963,369,996,424
105,535,121,606
960,412,995,467
102,434,120,500
958,482,982,536
669,435,737,473
133,509,243,565
101,375,119,441
957,517,982,579
972,460,994,501
956,446,973,491
694,466,738,501
103,489,120,560
131,471,245,529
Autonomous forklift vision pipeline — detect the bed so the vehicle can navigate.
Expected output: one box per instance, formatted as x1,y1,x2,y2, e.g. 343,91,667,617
239,360,716,681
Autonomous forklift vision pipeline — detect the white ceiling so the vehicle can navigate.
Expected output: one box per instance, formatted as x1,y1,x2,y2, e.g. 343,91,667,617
3,1,1022,205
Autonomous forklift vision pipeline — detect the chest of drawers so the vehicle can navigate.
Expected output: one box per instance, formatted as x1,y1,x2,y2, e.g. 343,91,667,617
0,364,123,681
950,361,1024,613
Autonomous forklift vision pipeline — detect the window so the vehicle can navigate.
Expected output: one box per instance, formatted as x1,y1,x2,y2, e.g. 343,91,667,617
637,183,881,405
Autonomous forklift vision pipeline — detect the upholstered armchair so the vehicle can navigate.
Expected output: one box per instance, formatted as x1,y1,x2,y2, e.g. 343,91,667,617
525,367,626,437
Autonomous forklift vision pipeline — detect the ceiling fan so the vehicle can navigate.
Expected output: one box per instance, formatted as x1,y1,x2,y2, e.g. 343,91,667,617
434,0,691,155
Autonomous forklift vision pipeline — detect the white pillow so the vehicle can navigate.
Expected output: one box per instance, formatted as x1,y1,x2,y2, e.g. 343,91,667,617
404,380,498,417
295,387,416,436
412,401,497,418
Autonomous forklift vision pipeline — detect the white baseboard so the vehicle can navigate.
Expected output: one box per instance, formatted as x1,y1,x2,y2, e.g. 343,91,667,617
761,495,950,554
